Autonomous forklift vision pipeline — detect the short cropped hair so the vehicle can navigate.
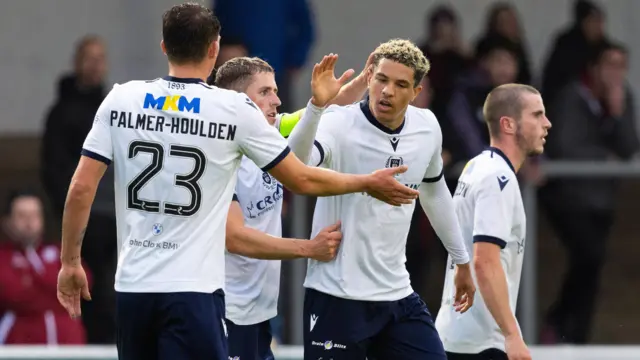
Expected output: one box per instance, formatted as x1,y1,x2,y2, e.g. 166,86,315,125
483,84,540,137
213,57,274,91
162,3,221,64
371,39,430,86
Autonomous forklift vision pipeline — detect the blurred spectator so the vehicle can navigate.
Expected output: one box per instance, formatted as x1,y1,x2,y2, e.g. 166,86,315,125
214,0,315,112
540,41,639,344
446,38,519,172
475,2,532,84
541,0,607,103
208,37,249,84
40,35,116,344
418,5,472,118
0,190,89,345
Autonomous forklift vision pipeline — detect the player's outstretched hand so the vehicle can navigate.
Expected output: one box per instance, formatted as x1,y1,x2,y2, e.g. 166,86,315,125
505,334,532,360
57,264,91,319
310,54,355,108
307,221,343,262
366,165,419,206
453,263,475,313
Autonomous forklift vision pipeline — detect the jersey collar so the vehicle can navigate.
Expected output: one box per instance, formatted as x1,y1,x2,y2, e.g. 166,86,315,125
359,99,405,135
163,76,205,84
486,147,516,174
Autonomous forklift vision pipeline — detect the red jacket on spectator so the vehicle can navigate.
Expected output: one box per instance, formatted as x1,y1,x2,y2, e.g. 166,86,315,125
0,241,90,344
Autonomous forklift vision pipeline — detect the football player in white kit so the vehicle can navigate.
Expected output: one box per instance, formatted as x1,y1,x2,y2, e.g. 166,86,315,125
55,4,420,360
435,84,551,360
300,39,476,360
213,54,370,360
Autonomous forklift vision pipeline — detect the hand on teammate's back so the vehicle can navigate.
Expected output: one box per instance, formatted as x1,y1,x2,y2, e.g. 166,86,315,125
365,165,419,206
307,221,343,262
57,264,91,319
453,263,476,313
310,54,355,107
505,334,532,360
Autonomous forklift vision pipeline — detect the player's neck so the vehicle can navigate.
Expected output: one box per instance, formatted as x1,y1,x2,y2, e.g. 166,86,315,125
489,140,525,173
167,63,211,83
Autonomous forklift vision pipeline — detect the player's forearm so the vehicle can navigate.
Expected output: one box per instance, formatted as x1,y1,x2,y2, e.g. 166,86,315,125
293,166,370,196
419,180,470,264
327,74,368,106
60,182,96,267
288,101,324,164
474,257,520,337
227,226,309,260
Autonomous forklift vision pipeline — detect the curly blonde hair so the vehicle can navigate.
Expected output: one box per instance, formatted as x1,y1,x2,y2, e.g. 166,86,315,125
371,39,430,86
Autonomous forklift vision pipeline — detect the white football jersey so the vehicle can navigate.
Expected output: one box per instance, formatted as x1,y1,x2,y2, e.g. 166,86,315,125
81,76,289,294
435,148,526,353
225,153,284,325
303,101,444,301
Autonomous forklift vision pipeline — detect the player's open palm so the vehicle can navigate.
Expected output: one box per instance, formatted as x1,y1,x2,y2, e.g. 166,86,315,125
309,222,343,262
366,165,419,206
453,263,476,313
57,264,91,319
505,335,532,360
310,54,355,107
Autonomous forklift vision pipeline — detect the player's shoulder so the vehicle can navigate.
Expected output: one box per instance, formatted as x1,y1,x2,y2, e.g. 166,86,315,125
467,149,518,192
406,105,440,131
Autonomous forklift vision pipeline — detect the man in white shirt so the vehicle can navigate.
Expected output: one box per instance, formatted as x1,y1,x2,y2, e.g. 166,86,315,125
299,39,476,360
213,54,370,359
55,5,419,360
436,84,551,360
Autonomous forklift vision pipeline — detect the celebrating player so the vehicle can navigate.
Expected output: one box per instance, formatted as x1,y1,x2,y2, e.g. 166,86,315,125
435,84,551,360
213,53,370,360
300,39,475,360
55,4,419,360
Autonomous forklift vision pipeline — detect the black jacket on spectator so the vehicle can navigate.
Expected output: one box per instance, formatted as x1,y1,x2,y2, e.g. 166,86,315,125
41,75,114,216
543,80,640,211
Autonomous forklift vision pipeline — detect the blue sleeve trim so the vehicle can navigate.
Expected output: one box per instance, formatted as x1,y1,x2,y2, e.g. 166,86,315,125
473,235,507,249
422,170,444,183
261,146,291,172
81,148,111,166
232,193,239,202
313,140,325,166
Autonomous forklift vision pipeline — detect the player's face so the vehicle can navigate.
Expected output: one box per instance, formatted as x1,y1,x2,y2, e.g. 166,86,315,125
515,93,551,155
368,59,422,124
6,196,43,245
76,42,107,87
245,72,281,125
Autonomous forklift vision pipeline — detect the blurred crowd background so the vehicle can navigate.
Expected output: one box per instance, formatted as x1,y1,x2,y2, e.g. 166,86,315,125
2,0,640,351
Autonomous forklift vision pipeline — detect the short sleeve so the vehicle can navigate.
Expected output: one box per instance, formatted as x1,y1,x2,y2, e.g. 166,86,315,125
472,173,515,249
81,87,117,165
236,95,291,171
423,114,444,182
308,105,343,168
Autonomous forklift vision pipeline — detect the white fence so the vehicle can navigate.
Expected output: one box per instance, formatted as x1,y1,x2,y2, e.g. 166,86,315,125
1,345,640,360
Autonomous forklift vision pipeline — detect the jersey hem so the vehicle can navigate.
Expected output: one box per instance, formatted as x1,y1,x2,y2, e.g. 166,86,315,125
114,281,223,294
313,140,325,166
225,309,277,326
422,169,444,183
81,148,112,165
261,146,291,172
442,340,505,354
473,235,507,249
303,284,413,302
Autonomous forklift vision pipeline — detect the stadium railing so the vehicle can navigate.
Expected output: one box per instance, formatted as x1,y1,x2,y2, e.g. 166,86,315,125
518,160,640,343
1,345,640,359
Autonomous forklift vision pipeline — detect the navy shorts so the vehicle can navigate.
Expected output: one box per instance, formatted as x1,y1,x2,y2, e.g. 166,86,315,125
226,319,274,360
303,288,446,360
115,290,228,360
446,349,508,360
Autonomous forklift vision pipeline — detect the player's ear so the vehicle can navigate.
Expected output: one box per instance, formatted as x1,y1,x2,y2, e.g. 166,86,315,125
209,36,221,61
500,116,516,135
411,83,423,101
160,40,167,55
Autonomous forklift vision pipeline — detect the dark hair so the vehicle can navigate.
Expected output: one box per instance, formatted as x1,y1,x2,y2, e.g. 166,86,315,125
476,36,519,61
4,189,42,216
74,35,104,62
213,57,274,91
483,83,540,137
574,0,603,22
587,41,627,67
485,2,519,35
162,3,221,64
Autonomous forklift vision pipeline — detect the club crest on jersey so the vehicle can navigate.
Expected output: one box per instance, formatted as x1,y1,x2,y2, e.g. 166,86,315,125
385,156,404,169
262,171,278,191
